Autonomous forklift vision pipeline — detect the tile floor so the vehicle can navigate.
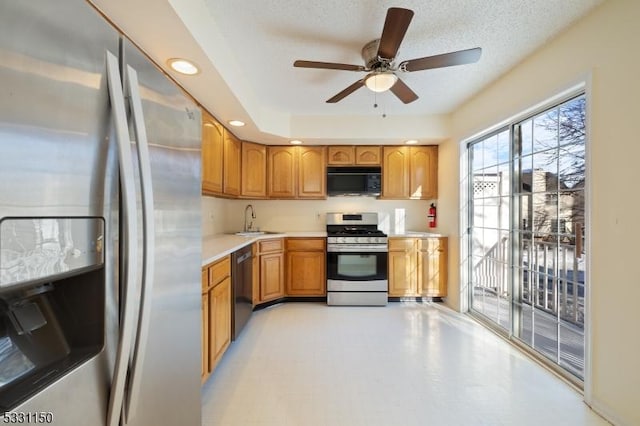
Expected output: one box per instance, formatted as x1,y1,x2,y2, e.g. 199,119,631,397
201,302,607,426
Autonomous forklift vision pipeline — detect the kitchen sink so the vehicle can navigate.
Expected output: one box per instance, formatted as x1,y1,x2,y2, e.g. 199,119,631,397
234,231,280,236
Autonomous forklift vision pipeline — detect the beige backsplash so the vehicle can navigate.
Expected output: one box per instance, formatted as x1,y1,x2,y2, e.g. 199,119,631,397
202,195,435,236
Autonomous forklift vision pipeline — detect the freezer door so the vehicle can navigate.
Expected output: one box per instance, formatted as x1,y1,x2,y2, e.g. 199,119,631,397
0,0,120,424
120,40,202,426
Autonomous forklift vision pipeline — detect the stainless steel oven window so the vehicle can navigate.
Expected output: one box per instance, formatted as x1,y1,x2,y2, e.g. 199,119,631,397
327,251,388,281
337,254,378,277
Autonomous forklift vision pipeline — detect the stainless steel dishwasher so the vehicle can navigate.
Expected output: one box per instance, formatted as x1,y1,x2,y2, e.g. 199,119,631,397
231,245,253,340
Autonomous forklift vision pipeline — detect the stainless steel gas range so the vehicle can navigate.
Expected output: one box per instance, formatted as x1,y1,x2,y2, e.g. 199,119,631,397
326,213,388,306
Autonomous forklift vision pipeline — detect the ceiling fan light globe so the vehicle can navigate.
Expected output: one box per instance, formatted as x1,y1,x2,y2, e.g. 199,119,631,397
364,72,398,92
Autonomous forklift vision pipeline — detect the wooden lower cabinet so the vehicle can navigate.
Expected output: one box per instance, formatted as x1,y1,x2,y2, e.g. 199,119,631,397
286,238,326,296
256,238,285,303
201,292,209,381
388,245,418,296
210,276,231,371
418,237,448,297
388,237,448,298
260,253,285,301
201,256,232,383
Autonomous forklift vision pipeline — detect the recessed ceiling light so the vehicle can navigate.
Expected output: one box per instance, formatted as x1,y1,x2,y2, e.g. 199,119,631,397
167,58,199,75
405,139,418,145
228,120,245,127
290,140,303,145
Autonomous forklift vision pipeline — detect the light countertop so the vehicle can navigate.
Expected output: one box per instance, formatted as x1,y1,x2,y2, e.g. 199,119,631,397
202,231,327,266
388,231,447,238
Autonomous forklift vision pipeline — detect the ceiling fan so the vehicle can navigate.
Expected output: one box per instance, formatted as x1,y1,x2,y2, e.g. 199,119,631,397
293,7,482,104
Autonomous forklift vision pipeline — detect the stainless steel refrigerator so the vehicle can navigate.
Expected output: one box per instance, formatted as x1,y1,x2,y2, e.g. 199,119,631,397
0,0,202,424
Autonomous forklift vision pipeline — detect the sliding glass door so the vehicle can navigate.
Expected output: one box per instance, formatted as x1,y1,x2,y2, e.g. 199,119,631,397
469,129,511,331
467,94,587,380
512,95,586,378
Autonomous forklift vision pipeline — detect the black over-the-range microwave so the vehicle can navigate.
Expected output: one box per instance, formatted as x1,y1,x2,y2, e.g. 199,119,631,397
326,166,382,196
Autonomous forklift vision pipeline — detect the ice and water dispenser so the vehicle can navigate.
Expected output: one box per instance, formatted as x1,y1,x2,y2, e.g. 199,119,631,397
0,218,105,410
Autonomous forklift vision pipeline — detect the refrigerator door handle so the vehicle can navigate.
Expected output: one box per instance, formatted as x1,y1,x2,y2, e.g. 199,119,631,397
105,50,139,426
122,64,155,423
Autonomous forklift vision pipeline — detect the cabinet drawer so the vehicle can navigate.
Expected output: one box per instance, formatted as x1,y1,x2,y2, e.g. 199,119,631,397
258,238,284,254
209,255,231,287
388,238,416,252
286,238,325,251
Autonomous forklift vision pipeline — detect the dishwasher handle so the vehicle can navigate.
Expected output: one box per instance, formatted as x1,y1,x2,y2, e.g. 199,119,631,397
236,251,252,264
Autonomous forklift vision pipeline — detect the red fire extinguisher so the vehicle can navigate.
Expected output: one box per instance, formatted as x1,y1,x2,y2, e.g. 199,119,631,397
428,203,437,228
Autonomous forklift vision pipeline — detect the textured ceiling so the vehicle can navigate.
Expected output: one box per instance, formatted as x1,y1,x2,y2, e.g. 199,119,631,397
91,0,604,144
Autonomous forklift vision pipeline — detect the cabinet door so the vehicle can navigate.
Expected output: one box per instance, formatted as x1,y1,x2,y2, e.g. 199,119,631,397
298,146,326,199
388,238,418,296
409,146,438,199
223,130,241,196
260,252,285,301
286,251,326,295
241,141,267,198
201,110,224,195
327,146,354,165
382,146,410,198
355,146,381,165
418,237,448,297
267,146,296,198
201,292,209,380
210,277,231,373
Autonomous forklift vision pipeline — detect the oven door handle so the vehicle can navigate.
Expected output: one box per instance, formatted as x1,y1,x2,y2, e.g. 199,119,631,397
327,245,388,253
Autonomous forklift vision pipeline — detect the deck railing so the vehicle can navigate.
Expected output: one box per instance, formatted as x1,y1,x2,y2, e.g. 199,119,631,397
473,237,584,326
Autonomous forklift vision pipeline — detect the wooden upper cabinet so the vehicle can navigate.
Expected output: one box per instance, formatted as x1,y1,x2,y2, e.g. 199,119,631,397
382,146,410,198
409,146,438,200
327,146,355,165
328,145,380,166
201,109,224,195
355,146,381,165
241,141,267,198
267,146,297,198
267,146,325,199
383,146,438,199
223,130,241,196
297,146,326,199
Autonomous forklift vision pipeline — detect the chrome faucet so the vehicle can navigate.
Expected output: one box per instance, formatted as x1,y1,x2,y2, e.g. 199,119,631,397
244,204,256,232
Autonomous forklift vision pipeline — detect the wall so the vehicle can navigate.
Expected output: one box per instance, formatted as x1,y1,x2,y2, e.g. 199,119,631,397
441,0,640,424
201,196,227,237
216,197,434,235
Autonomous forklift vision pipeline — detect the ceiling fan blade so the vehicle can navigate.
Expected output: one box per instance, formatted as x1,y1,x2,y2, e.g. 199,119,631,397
294,60,366,72
326,80,365,103
389,78,418,104
377,7,414,60
400,47,482,72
